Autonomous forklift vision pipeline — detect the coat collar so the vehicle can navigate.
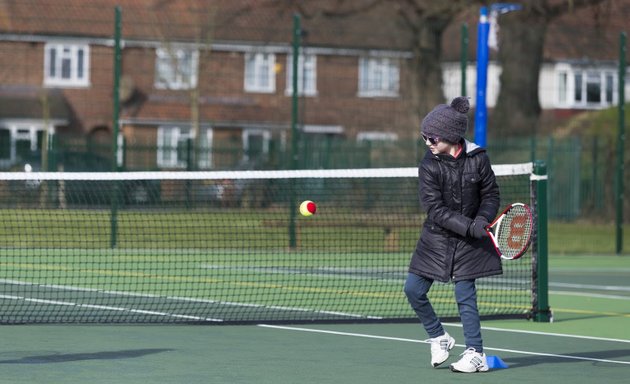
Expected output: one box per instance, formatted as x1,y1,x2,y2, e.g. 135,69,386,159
423,139,486,162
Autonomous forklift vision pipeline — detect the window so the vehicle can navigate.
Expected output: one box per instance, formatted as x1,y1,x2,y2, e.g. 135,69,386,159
605,73,614,104
44,43,90,87
557,66,616,108
0,125,46,168
157,126,212,169
285,54,317,96
0,129,10,162
585,72,601,103
155,48,198,90
197,130,213,169
244,52,276,93
356,131,398,142
243,129,270,163
358,57,399,97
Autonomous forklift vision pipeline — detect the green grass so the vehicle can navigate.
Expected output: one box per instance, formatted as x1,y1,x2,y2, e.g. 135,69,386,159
2,208,628,254
0,208,421,251
548,221,630,255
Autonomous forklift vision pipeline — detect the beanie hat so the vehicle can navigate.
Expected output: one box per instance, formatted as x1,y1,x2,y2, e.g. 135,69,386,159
420,96,470,143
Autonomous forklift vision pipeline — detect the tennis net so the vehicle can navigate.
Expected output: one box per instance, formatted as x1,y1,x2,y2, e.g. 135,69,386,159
0,163,543,324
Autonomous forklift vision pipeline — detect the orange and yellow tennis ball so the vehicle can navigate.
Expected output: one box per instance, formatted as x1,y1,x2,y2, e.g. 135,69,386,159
299,200,317,216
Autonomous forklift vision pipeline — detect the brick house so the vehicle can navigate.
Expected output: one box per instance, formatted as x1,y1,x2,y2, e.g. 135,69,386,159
1,0,416,171
1,0,628,171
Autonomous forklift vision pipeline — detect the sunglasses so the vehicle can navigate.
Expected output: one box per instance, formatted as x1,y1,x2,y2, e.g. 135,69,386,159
421,134,440,145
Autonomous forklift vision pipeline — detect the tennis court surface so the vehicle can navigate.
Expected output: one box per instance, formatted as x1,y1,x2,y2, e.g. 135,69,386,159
1,257,628,383
1,316,628,383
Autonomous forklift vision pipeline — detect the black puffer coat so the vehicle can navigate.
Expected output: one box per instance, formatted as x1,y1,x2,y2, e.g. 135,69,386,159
408,140,502,283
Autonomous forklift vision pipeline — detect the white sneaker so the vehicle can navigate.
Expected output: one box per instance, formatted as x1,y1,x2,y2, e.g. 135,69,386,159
427,332,455,367
449,347,489,373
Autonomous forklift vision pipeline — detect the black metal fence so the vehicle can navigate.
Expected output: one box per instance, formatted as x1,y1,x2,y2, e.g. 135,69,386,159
6,132,616,222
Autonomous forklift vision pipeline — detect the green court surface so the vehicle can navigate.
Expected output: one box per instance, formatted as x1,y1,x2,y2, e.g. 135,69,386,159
0,254,628,383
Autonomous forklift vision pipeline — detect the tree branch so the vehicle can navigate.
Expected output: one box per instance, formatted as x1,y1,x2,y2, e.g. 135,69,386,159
546,0,611,20
320,0,387,18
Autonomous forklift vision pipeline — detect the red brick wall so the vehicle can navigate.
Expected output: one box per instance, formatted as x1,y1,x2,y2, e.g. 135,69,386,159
2,39,417,143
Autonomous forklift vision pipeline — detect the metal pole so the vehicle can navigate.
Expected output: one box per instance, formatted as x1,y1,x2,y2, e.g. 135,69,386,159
474,7,489,147
616,32,626,254
474,4,522,148
288,14,301,249
110,6,122,249
533,161,551,322
112,6,122,171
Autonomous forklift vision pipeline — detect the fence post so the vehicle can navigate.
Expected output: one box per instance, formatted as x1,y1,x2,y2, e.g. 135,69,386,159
288,13,301,249
616,31,626,254
186,137,193,209
110,5,122,249
532,160,551,322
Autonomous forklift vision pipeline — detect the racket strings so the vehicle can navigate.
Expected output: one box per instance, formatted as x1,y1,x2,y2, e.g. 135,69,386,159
495,206,533,258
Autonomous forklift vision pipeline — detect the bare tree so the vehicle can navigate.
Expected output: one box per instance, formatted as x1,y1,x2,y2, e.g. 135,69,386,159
492,0,612,137
389,0,471,119
265,0,614,139
259,0,471,121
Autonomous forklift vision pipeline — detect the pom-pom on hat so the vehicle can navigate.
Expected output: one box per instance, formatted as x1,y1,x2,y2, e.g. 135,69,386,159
420,96,470,143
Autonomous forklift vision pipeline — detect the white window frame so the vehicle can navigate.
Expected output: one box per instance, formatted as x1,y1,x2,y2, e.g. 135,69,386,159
157,126,213,169
356,131,398,142
157,126,186,168
556,64,617,109
0,122,56,168
285,53,317,96
244,52,276,93
197,129,213,170
358,57,399,98
557,70,569,105
155,47,199,90
44,43,90,87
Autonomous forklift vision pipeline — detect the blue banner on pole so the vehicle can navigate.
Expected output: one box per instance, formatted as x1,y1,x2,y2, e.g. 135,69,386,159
474,4,522,148
474,6,489,148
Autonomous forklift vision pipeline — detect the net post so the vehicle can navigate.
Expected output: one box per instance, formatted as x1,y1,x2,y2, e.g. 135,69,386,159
532,160,551,322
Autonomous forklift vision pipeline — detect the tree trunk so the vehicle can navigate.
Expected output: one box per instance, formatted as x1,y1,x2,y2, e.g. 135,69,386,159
407,20,449,124
492,12,547,137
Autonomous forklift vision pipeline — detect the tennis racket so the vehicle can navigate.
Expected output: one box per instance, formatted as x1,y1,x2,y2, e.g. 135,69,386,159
485,203,533,260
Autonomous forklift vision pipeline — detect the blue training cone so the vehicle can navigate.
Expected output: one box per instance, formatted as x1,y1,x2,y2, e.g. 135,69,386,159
486,355,509,369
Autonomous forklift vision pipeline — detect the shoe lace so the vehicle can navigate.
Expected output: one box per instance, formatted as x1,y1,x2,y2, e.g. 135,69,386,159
459,347,478,356
458,347,484,368
425,335,450,352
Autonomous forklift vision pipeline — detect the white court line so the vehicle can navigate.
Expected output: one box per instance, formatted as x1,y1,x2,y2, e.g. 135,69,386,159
257,324,630,366
0,279,377,320
441,322,630,344
550,282,630,292
550,267,630,273
0,294,224,322
551,290,630,301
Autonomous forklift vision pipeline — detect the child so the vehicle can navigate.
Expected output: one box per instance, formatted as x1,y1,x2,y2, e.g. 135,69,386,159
403,96,501,373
